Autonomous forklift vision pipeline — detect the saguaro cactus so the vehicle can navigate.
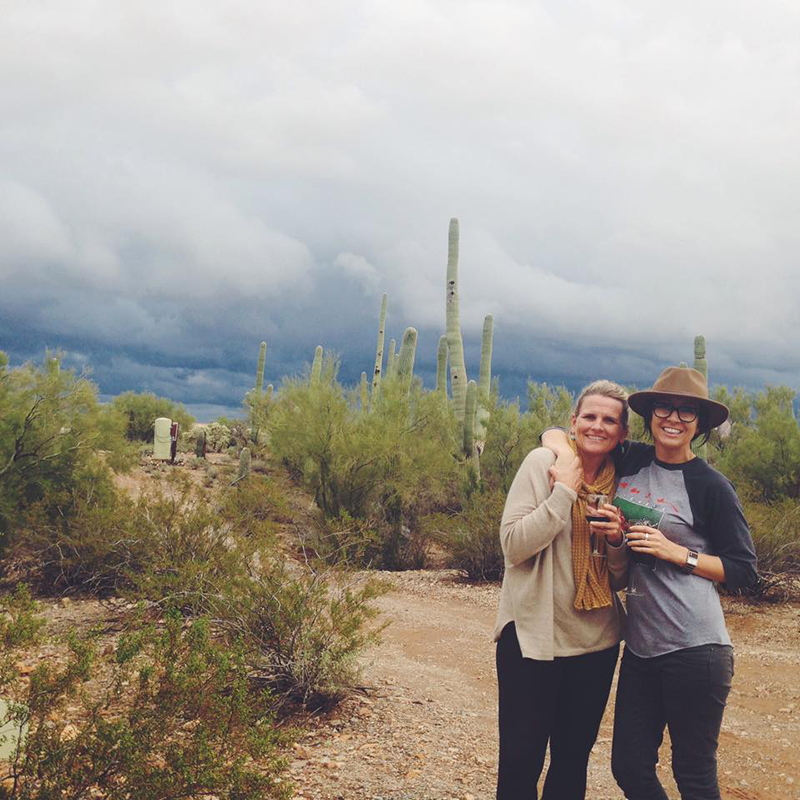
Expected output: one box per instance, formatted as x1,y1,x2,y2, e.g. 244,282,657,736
464,380,480,480
478,315,494,399
436,335,448,395
386,339,397,378
693,335,707,381
446,218,468,424
693,335,708,460
396,327,418,383
255,342,267,395
474,314,494,446
311,345,323,385
238,447,251,481
360,371,368,410
371,293,388,405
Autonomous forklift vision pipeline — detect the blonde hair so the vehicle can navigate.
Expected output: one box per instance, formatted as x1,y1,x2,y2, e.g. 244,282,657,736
573,380,629,430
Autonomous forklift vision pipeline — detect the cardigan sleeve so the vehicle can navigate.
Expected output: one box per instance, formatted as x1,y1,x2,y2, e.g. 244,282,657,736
499,449,577,567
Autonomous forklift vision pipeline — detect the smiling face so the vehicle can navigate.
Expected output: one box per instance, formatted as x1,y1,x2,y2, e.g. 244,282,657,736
649,394,700,463
570,394,628,462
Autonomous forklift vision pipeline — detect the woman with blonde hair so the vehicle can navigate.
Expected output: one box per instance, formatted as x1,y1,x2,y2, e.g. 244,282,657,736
495,380,628,800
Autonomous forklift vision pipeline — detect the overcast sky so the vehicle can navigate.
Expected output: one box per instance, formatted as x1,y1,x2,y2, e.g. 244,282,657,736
3,1,800,420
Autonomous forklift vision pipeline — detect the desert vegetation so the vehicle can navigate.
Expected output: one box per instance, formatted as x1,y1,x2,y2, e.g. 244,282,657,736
1,220,799,797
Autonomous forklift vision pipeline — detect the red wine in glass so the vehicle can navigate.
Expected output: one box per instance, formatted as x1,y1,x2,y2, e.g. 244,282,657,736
586,494,608,556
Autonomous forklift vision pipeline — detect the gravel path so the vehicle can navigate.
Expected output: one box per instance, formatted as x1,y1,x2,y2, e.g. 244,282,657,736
290,571,800,800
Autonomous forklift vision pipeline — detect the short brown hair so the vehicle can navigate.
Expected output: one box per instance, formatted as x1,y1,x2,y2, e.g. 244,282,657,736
573,380,629,430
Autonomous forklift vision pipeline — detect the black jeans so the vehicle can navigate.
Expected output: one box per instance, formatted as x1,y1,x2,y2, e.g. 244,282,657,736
496,622,619,800
611,644,734,800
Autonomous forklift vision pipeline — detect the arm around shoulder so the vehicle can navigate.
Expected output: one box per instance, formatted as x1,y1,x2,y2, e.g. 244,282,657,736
499,449,577,567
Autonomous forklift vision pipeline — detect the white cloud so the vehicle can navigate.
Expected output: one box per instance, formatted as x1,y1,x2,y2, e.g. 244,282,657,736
3,0,800,401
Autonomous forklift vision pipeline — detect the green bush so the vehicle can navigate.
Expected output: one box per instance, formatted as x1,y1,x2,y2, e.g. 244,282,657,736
213,565,386,710
0,352,134,550
269,361,461,568
15,475,270,603
713,387,800,501
425,489,506,581
304,512,383,568
0,610,290,799
111,391,195,443
741,495,800,579
480,397,540,493
204,421,235,452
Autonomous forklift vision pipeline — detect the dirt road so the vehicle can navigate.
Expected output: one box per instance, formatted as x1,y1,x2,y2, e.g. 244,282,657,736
290,571,800,800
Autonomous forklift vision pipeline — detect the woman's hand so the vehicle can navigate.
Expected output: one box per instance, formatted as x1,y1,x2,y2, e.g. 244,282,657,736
548,452,583,493
625,525,685,565
589,504,624,546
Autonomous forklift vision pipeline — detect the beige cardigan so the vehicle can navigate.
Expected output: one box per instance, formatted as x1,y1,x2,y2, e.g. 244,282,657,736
493,448,626,661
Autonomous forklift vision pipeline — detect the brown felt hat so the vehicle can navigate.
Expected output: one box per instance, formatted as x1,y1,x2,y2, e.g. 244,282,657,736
628,366,729,429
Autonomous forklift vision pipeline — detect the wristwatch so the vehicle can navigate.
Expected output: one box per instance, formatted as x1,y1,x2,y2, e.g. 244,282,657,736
684,549,699,573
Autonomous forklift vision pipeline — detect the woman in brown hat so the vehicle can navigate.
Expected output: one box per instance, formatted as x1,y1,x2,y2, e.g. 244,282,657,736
543,366,757,800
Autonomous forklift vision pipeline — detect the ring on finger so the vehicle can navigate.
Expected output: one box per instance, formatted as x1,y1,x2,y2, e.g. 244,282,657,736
645,532,650,541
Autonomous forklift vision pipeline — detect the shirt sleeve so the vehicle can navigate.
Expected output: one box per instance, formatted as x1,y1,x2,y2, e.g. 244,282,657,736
499,449,577,567
706,476,758,590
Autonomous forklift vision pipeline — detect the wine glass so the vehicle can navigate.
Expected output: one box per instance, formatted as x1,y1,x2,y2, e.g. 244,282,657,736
624,528,657,597
586,493,608,558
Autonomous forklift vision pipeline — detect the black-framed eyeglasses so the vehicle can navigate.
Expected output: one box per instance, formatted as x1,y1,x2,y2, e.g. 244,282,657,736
652,402,699,423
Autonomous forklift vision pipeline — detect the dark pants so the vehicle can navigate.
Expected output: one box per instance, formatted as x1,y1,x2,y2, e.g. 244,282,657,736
496,622,619,800
611,644,734,800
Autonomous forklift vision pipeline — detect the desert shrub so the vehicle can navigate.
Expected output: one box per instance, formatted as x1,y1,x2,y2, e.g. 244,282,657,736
740,495,800,578
304,512,383,568
425,489,506,581
213,565,386,710
111,391,195,443
15,476,268,604
525,381,573,431
0,352,134,549
0,610,289,799
204,421,235,452
245,389,273,445
269,363,460,568
0,585,45,657
713,387,800,501
481,397,541,493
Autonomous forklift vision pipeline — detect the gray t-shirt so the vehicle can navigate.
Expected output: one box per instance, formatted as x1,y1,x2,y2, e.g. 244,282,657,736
614,442,757,658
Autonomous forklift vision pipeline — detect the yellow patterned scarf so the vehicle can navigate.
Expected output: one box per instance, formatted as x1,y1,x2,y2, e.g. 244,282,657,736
569,438,617,611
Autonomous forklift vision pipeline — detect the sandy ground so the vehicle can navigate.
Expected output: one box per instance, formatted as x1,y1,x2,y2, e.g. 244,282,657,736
289,571,800,800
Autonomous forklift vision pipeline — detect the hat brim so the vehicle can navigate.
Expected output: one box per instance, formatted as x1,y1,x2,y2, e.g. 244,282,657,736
628,390,729,429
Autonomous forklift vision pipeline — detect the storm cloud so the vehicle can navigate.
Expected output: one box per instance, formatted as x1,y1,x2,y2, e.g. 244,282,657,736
3,1,800,418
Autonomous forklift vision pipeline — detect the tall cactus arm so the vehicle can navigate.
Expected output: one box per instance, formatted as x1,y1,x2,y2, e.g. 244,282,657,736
255,341,267,395
386,339,397,378
436,335,449,395
479,314,493,400
397,327,418,382
371,293,388,403
464,380,478,455
446,218,468,424
693,335,707,380
360,371,368,410
311,345,323,385
693,335,708,460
